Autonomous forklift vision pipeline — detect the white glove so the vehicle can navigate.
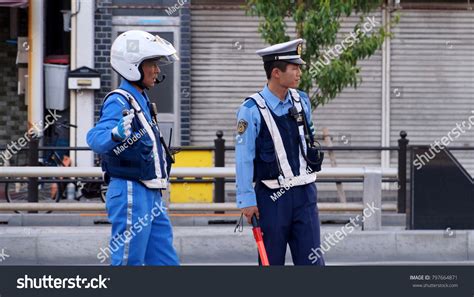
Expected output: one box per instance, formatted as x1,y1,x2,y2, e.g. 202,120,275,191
112,109,135,141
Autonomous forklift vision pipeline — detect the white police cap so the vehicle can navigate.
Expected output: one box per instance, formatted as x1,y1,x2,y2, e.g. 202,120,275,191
256,38,305,65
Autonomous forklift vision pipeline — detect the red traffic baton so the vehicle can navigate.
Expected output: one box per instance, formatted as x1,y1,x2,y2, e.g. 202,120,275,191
251,214,270,266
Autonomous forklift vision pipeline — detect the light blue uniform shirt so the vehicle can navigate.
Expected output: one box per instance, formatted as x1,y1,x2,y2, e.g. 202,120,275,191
87,79,154,154
235,85,315,209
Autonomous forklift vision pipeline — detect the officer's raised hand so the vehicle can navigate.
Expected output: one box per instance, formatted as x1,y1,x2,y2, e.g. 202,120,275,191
112,109,135,141
242,206,259,224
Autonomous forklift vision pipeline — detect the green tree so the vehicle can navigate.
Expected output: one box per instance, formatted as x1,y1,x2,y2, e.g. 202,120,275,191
246,0,400,108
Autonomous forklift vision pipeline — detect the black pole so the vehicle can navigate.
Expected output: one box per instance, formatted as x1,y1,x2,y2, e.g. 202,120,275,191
28,137,39,213
397,131,408,214
214,131,225,207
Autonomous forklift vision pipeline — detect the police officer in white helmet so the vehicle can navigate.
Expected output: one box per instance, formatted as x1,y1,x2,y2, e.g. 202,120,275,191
87,30,179,266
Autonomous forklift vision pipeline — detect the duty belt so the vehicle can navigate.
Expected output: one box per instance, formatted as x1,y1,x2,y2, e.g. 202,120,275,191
261,172,317,189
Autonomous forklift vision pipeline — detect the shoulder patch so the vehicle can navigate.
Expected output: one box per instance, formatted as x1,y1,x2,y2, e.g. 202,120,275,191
237,119,248,135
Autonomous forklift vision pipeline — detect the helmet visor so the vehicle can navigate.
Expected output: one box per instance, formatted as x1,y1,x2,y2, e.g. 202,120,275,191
145,53,179,66
155,53,179,66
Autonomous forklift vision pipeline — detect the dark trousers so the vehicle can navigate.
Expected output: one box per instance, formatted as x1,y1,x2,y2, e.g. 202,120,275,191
255,182,325,266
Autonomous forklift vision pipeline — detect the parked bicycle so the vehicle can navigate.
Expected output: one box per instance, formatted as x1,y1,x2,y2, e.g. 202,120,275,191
4,121,107,213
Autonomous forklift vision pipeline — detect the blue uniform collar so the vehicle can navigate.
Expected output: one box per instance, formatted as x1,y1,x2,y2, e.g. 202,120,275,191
118,79,148,102
261,85,292,110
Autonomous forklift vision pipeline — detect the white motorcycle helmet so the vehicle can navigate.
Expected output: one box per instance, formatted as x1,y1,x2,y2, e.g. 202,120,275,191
110,30,179,82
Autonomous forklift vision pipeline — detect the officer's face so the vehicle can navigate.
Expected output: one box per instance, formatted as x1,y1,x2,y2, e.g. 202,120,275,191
275,63,301,89
141,59,161,89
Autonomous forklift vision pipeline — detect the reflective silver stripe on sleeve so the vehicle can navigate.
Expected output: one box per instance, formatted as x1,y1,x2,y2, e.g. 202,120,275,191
122,180,133,265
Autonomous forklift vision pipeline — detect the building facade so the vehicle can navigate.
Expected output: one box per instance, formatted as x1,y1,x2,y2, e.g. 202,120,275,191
0,0,472,196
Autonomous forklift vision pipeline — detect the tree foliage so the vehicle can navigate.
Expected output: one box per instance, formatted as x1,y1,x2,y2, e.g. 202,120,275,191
246,0,399,108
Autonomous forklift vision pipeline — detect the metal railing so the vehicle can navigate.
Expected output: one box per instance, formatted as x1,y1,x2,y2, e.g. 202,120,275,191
0,131,410,225
212,130,408,214
0,166,397,178
3,130,473,230
0,131,407,200
0,166,396,230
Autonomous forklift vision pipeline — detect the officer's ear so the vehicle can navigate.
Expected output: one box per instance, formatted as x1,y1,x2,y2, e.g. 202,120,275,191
271,67,281,80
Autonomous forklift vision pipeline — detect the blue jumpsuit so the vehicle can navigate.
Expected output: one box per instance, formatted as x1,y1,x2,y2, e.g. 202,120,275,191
236,85,325,266
87,79,179,266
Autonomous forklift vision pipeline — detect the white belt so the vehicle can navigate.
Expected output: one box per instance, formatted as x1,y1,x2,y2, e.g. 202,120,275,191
261,172,317,189
141,178,168,189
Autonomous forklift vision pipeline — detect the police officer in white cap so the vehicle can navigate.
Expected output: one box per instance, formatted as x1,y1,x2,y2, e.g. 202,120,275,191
235,39,325,265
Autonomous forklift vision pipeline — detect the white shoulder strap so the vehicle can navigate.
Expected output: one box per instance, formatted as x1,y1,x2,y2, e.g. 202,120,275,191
108,89,167,181
107,89,142,112
248,93,266,109
249,93,294,178
103,89,131,109
289,89,309,175
289,88,303,111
